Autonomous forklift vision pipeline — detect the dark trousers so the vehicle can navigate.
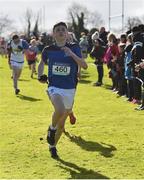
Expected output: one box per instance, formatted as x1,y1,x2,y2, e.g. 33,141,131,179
139,69,144,105
118,75,128,96
142,88,144,106
96,65,104,83
127,79,134,100
133,78,141,100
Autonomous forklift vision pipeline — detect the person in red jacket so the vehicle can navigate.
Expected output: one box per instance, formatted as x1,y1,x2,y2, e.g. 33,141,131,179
104,33,120,90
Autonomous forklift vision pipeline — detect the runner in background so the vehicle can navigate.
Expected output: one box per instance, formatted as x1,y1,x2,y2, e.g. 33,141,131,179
7,34,29,94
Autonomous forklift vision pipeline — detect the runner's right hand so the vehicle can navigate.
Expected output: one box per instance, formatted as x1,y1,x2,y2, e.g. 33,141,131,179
38,74,48,83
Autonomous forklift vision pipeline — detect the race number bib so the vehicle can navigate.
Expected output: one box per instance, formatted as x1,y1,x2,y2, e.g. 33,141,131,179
52,65,70,76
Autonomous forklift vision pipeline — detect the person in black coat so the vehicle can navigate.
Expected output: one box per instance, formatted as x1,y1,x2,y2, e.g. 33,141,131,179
90,38,106,86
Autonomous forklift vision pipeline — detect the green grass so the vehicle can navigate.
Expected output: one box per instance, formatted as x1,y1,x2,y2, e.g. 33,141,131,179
0,55,144,179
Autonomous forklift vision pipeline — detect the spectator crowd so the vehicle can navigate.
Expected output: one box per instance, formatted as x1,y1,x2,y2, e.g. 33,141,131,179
0,24,144,110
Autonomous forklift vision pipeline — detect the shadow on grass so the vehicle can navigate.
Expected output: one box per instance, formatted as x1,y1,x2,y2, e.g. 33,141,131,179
64,132,117,158
19,79,30,82
24,66,29,69
78,71,92,84
57,158,109,179
79,79,92,84
80,71,90,79
31,77,38,80
17,94,42,102
103,83,112,90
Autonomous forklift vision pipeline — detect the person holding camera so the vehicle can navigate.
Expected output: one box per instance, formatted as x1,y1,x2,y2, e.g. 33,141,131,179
38,22,88,158
7,34,29,95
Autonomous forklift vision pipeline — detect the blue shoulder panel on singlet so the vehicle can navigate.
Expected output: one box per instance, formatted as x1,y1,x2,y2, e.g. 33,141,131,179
22,40,29,49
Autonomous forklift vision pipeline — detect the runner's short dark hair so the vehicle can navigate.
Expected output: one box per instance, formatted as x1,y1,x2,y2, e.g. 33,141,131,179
12,34,19,40
53,22,68,31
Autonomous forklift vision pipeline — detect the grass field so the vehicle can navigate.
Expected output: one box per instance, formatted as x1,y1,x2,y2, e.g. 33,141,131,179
0,55,144,179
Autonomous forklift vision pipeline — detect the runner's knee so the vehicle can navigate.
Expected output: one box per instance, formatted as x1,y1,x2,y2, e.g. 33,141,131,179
55,108,65,117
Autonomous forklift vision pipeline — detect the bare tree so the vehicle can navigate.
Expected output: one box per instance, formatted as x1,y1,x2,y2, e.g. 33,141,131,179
0,13,13,35
22,9,41,40
67,3,104,27
67,2,104,39
125,16,142,30
33,14,39,38
140,15,144,24
69,11,86,40
23,9,33,39
67,2,89,24
88,11,104,29
67,3,88,39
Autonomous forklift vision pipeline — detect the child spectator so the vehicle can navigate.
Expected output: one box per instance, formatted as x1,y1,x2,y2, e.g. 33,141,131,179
79,32,89,59
124,33,134,101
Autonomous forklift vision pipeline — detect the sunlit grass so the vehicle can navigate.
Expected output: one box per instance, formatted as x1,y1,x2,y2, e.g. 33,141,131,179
0,55,144,179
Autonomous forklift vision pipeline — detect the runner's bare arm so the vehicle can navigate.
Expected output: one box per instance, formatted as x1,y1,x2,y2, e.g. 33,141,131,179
38,59,45,79
7,47,11,68
61,47,88,70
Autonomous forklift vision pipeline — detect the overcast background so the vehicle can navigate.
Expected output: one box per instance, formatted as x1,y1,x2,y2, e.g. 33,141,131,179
0,0,144,33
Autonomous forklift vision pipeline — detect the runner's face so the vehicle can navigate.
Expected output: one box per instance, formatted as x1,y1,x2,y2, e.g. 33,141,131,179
13,38,20,45
53,25,68,41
